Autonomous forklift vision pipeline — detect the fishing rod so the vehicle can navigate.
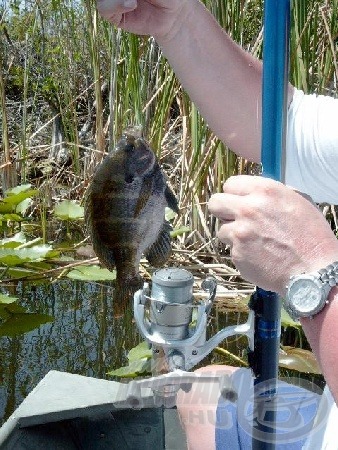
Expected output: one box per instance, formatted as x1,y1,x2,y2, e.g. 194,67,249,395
249,0,291,448
132,2,291,448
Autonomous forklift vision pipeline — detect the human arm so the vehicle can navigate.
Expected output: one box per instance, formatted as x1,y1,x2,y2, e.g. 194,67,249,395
98,0,338,406
208,175,338,404
97,0,294,162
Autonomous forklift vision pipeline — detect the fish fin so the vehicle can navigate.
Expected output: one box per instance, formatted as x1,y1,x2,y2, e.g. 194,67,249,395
134,177,153,218
93,243,115,270
165,185,179,214
83,184,93,234
144,220,172,267
113,276,143,315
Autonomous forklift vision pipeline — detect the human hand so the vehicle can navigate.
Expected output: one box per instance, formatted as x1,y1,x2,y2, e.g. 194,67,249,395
208,175,338,295
96,0,190,41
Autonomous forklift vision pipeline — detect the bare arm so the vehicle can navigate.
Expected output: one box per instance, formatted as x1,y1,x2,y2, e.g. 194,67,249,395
208,176,338,404
98,0,338,406
97,0,294,162
301,290,338,404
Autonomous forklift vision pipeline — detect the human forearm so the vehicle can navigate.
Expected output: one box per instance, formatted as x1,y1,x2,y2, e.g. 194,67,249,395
156,0,262,161
155,0,293,162
208,176,338,404
301,287,338,404
98,0,294,162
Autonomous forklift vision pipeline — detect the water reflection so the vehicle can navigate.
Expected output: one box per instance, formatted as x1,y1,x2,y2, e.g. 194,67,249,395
0,280,139,425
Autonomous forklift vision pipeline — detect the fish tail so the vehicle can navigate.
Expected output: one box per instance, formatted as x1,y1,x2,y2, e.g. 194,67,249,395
113,277,143,315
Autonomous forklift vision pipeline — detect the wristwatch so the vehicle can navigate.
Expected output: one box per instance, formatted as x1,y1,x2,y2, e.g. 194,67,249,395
284,261,338,321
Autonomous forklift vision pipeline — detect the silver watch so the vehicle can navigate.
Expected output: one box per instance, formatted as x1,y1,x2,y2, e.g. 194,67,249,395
284,261,338,321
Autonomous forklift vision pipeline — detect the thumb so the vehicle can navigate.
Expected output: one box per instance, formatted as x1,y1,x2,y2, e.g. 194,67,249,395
97,0,137,19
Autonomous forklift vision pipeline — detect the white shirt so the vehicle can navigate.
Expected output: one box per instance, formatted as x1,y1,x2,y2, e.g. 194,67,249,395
286,89,338,449
303,386,338,449
286,89,338,204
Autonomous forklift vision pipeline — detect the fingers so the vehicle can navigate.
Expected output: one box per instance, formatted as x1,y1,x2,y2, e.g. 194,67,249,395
223,174,282,195
97,0,137,20
208,193,237,221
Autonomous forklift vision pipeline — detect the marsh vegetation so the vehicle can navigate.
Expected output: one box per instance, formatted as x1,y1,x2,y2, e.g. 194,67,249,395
0,0,336,421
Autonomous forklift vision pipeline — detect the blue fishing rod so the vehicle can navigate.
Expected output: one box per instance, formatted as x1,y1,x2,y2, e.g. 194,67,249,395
248,0,291,448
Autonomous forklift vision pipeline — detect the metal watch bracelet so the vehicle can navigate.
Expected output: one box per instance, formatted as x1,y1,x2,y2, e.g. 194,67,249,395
318,261,338,286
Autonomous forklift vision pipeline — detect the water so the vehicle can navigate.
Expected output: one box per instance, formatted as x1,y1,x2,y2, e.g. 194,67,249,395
0,279,250,425
0,279,139,425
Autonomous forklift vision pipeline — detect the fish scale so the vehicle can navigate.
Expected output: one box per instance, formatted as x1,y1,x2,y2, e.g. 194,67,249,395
84,128,179,312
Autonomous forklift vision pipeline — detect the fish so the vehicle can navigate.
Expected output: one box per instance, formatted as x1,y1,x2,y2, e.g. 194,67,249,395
84,128,179,310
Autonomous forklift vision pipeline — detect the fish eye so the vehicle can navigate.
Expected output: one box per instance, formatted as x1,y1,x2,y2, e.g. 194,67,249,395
125,143,135,152
125,174,134,183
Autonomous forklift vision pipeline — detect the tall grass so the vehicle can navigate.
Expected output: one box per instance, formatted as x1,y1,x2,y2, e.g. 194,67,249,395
1,0,337,246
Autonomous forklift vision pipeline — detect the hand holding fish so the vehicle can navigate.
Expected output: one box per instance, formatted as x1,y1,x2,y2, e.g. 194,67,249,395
96,0,189,41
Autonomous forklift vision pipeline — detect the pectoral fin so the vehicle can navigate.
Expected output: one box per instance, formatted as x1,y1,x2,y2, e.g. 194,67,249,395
165,186,179,214
144,221,173,267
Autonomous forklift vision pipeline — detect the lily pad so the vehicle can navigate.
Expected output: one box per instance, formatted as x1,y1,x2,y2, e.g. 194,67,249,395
0,184,38,213
0,313,53,337
0,294,19,306
0,232,27,248
0,245,56,266
54,200,84,220
6,267,42,279
107,359,151,378
108,341,152,378
67,265,117,281
0,298,25,320
0,293,53,336
279,346,321,375
128,341,152,362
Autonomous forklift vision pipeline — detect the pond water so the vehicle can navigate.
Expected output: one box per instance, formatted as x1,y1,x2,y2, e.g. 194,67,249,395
0,279,248,425
0,280,140,425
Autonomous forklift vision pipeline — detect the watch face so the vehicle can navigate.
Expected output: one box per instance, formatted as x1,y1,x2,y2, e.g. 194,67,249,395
288,278,323,314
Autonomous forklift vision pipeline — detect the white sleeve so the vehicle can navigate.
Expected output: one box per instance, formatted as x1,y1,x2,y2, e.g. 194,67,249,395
285,88,338,204
302,385,338,450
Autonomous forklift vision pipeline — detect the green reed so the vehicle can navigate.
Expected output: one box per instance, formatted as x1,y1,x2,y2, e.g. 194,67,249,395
1,0,337,241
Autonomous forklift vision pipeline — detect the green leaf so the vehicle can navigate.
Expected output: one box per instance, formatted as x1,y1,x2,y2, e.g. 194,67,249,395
107,358,151,378
16,198,32,215
5,184,33,196
6,267,41,279
66,265,117,281
281,306,302,328
279,346,321,375
54,200,84,220
107,342,152,378
1,185,38,211
0,213,24,222
0,313,53,337
0,295,24,320
0,294,19,305
128,341,152,362
170,226,191,238
0,232,27,248
0,203,13,214
0,245,55,266
165,207,177,222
